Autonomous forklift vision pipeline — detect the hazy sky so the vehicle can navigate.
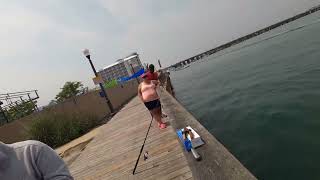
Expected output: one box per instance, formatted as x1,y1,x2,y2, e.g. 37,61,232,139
0,0,319,105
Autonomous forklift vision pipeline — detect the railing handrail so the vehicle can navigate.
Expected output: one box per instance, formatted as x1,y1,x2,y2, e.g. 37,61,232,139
0,90,38,97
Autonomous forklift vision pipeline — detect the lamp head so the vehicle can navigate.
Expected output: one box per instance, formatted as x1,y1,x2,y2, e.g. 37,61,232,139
82,48,91,60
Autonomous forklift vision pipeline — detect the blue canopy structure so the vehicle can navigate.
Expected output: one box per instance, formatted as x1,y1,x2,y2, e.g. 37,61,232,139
118,68,145,82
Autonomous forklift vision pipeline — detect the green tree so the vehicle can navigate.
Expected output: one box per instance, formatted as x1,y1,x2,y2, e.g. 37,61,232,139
6,100,37,120
55,81,83,102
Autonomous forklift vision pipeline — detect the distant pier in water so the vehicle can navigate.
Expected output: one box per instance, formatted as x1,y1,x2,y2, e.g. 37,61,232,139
169,5,320,69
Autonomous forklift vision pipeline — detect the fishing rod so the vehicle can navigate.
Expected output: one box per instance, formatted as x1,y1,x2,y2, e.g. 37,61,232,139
132,112,154,175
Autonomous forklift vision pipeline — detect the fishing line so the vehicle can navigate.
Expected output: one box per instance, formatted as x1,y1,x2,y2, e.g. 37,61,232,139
132,112,154,175
132,99,163,175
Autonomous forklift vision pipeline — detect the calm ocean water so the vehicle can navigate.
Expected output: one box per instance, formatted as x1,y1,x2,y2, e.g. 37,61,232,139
171,11,320,179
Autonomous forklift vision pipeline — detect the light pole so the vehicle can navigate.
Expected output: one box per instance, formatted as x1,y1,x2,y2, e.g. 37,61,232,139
82,49,114,113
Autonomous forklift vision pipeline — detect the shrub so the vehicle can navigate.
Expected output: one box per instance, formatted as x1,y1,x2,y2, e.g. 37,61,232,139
28,113,101,148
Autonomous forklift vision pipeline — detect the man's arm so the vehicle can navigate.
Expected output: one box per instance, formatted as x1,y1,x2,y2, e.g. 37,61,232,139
36,142,73,180
151,80,159,86
155,71,160,84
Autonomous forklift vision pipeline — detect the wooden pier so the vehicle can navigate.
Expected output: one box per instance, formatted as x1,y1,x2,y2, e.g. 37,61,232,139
68,82,256,180
69,96,193,180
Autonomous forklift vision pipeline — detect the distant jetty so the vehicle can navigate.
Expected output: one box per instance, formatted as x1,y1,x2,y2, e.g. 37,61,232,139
170,5,320,69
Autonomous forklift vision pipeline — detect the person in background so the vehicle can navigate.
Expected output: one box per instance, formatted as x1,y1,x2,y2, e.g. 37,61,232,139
145,64,158,81
0,140,73,180
138,73,166,129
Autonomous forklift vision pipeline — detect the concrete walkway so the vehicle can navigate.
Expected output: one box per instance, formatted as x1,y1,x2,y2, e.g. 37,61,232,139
69,96,193,180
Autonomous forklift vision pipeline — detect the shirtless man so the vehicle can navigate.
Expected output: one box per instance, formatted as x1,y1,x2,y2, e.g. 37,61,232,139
138,73,166,129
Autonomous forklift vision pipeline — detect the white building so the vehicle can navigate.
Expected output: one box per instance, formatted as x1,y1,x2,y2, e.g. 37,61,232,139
98,53,143,82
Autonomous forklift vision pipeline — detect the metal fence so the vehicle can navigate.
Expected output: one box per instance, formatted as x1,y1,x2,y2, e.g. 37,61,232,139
0,90,39,125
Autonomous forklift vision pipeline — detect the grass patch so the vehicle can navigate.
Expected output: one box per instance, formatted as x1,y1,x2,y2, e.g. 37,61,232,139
28,113,101,148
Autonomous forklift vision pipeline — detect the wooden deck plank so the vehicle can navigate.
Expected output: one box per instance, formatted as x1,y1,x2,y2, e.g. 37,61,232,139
69,97,193,180
160,167,191,180
101,146,184,180
170,171,193,180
